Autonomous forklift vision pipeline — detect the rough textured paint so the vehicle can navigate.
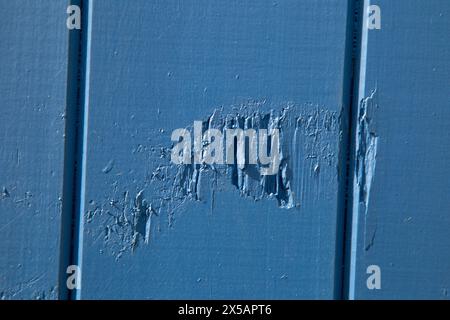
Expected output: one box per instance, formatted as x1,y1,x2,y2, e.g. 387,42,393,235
354,89,379,252
84,102,340,259
355,89,378,215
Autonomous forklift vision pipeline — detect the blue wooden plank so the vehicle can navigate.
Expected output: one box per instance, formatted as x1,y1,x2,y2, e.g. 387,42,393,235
76,0,353,299
0,1,74,299
347,0,450,299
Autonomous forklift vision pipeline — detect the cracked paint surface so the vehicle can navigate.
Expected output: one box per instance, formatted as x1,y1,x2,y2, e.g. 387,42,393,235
353,89,379,252
84,101,341,259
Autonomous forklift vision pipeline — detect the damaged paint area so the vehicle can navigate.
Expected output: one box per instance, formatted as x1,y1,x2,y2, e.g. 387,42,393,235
85,101,340,259
354,89,379,251
356,89,378,212
0,277,57,300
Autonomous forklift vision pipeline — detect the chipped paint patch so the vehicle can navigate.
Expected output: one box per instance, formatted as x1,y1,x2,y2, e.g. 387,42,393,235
85,101,340,259
356,89,379,214
354,89,379,251
102,159,115,174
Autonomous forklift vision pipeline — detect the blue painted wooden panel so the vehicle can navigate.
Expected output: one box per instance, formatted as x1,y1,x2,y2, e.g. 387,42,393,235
348,0,450,299
76,0,353,299
0,1,73,299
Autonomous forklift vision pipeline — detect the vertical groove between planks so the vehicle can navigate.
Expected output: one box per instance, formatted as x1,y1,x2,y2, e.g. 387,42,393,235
72,0,93,300
59,0,82,300
59,0,92,300
341,0,368,300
